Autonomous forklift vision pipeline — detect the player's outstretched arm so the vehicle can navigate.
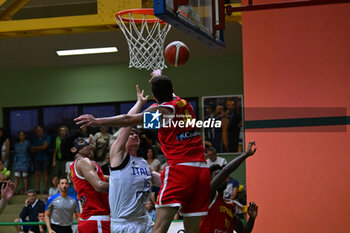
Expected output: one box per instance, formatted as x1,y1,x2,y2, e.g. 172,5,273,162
234,202,258,233
75,86,148,128
110,85,149,167
210,141,257,201
75,112,143,129
77,158,109,193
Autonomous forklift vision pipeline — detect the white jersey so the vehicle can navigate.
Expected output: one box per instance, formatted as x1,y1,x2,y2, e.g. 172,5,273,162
109,154,152,221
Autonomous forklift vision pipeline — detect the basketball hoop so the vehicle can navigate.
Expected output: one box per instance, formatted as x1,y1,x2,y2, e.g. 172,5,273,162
115,9,171,70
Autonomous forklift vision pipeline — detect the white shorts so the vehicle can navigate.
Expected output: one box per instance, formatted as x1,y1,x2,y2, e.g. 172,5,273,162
14,172,28,177
111,215,153,233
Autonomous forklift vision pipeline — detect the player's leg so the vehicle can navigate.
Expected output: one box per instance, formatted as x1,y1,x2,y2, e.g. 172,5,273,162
180,166,211,233
183,216,203,233
152,207,178,233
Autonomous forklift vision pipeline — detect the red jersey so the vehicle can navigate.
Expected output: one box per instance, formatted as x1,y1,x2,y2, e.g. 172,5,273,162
199,193,236,233
155,96,206,165
70,159,110,220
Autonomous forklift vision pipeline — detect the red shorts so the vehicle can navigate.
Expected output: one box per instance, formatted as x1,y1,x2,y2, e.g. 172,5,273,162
78,216,110,233
156,163,210,217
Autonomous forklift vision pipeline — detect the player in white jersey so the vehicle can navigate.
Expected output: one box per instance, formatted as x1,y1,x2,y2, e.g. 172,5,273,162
109,85,161,233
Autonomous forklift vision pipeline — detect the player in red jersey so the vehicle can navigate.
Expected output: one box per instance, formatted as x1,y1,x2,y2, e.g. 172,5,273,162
61,133,110,233
74,69,210,233
199,141,258,233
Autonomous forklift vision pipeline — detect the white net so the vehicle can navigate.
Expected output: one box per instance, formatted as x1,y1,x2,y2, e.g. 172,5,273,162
116,12,171,70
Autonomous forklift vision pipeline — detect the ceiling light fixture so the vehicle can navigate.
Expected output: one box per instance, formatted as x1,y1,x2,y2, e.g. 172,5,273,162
56,47,118,56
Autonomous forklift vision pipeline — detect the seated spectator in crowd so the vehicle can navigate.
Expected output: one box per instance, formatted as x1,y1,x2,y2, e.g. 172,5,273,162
94,126,110,165
15,189,46,233
14,131,32,193
32,126,51,194
147,148,160,172
53,126,69,178
0,127,10,168
101,153,110,176
29,211,47,233
145,200,156,222
0,160,10,182
206,147,227,167
146,148,161,203
0,180,16,215
223,176,239,201
137,129,155,159
45,177,80,233
49,175,59,196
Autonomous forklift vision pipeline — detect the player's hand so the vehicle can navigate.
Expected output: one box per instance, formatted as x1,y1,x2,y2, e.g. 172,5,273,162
1,180,15,201
148,69,162,83
247,202,258,219
246,141,257,156
136,85,149,105
74,114,98,128
48,230,56,233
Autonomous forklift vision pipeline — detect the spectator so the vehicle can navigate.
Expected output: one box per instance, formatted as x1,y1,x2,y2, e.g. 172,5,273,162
14,131,32,194
0,160,10,182
32,126,51,194
137,129,155,159
52,126,69,178
48,175,59,196
223,177,239,201
147,148,161,205
45,177,80,233
94,126,110,164
204,104,225,153
145,200,156,222
221,98,242,153
0,128,10,168
0,180,16,215
147,148,160,172
29,211,47,233
15,189,46,233
206,147,227,167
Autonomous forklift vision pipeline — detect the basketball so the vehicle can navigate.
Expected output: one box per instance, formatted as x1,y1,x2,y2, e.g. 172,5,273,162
164,41,190,67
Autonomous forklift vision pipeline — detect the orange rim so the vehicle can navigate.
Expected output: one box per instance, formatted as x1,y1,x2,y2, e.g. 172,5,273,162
115,8,166,24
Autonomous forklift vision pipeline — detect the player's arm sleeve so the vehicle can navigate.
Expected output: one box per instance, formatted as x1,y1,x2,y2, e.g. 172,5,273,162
45,197,53,212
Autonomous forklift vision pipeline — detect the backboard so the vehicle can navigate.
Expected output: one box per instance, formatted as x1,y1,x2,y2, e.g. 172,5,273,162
154,0,225,48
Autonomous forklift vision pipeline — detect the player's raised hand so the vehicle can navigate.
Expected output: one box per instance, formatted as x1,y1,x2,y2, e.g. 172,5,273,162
74,114,98,128
136,85,149,105
246,141,257,156
247,202,258,219
148,69,162,83
1,180,15,201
